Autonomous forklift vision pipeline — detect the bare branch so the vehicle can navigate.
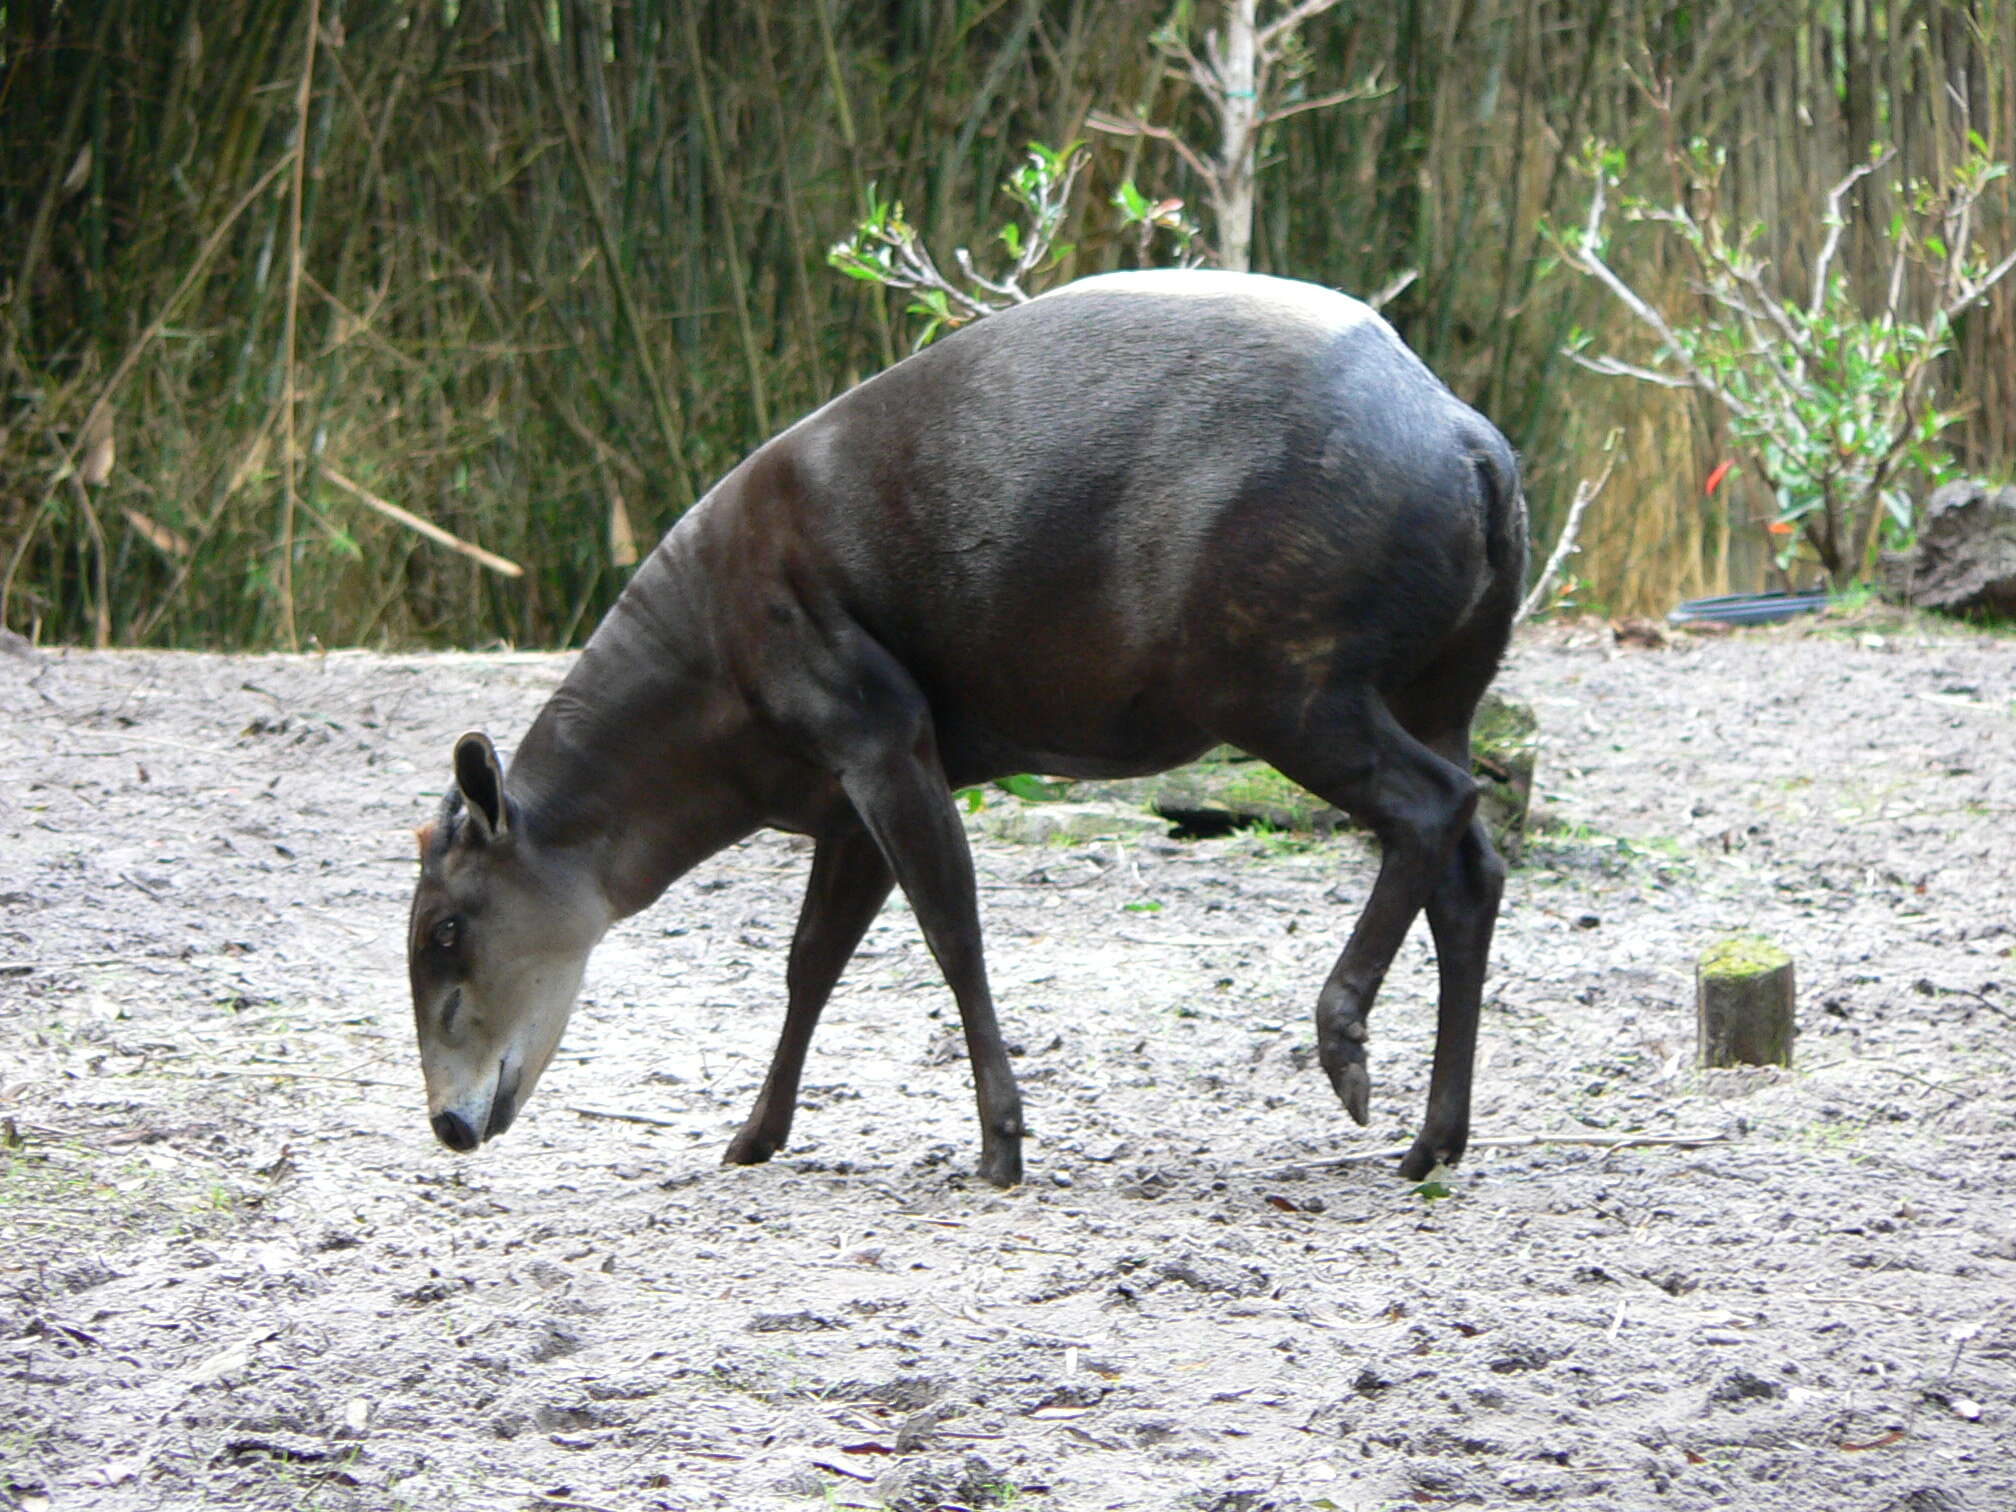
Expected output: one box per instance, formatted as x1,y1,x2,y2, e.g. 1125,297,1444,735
1086,109,1218,188
1147,29,1211,92
1517,447,1619,624
1567,175,1752,416
1365,268,1417,310
1190,31,1230,109
1564,350,1715,393
952,246,1031,306
1943,242,2016,323
1007,148,1087,286
843,223,999,322
1943,178,1977,293
1256,0,1347,52
1884,229,1910,325
1260,73,1385,127
1694,252,1819,416
1809,152,1890,316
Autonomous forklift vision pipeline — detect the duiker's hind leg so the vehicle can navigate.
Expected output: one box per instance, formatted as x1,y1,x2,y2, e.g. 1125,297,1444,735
1403,796,1504,1178
1238,687,1481,1166
1391,669,1510,1177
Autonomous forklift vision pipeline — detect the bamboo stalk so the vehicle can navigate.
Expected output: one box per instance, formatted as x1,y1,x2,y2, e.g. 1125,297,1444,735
277,0,322,652
533,14,696,505
814,0,895,366
6,0,120,360
5,0,2013,643
66,474,112,648
2,148,295,632
750,4,825,400
679,3,772,436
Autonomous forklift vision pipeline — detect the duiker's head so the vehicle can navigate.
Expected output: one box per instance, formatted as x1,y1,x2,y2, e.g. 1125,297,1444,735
408,732,610,1152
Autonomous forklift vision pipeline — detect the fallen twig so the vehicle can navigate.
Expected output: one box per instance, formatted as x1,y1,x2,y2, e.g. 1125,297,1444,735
1251,1130,1734,1173
1796,1294,1919,1314
810,1459,877,1484
566,1104,685,1129
1947,985,2015,1023
151,1065,407,1088
1,953,177,974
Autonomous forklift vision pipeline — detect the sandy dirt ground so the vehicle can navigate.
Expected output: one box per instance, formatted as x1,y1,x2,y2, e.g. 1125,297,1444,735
2,615,2014,1512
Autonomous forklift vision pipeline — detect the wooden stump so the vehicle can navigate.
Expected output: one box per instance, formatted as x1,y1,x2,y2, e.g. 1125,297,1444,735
1697,935,1796,1068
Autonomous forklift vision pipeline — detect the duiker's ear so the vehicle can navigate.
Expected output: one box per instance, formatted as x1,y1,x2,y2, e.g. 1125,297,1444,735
453,731,510,840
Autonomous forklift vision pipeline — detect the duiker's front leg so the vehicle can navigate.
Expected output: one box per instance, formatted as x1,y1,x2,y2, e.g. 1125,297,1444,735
724,818,893,1167
780,627,1025,1187
840,733,1025,1188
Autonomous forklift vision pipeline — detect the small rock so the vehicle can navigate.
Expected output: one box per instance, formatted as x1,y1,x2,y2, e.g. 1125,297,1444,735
746,1309,847,1333
1487,1341,1556,1374
1878,1490,1966,1512
1708,1368,1784,1404
1881,480,2016,616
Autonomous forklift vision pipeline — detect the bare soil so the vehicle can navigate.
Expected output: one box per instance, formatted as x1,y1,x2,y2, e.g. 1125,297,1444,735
3,616,2014,1512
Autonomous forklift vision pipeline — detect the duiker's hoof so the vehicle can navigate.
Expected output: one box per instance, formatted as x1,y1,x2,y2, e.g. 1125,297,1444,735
1331,1061,1372,1127
722,1130,782,1166
1397,1134,1463,1183
976,1143,1023,1189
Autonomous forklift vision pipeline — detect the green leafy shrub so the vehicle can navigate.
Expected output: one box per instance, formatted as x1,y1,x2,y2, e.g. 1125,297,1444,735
1560,136,2016,584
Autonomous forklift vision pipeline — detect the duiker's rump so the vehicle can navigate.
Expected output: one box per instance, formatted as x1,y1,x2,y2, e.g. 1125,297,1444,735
406,270,1527,1188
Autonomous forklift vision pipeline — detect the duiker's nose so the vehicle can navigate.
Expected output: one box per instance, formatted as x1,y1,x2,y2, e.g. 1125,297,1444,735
431,1109,480,1152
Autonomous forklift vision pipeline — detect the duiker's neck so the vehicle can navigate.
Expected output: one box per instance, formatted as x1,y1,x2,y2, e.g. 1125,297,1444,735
508,536,760,918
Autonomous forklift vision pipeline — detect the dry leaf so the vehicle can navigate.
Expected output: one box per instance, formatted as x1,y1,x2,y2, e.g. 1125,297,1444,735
79,409,115,487
123,507,191,558
188,1329,276,1384
62,143,93,196
609,489,639,567
81,1454,144,1488
190,1342,252,1383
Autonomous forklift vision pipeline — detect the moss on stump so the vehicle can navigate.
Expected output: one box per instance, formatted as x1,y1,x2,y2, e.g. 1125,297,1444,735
1697,933,1796,1068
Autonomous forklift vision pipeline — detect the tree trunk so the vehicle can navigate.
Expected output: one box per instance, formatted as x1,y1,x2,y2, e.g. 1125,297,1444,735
1211,0,1260,272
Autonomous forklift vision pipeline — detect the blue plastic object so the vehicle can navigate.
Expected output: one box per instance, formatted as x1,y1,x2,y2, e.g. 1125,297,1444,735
1668,590,1829,626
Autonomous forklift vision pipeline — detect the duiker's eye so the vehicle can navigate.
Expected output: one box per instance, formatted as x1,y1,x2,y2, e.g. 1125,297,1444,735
432,917,461,951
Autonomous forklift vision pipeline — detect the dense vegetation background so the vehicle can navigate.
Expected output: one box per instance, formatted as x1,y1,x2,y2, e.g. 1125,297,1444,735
3,0,2011,648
